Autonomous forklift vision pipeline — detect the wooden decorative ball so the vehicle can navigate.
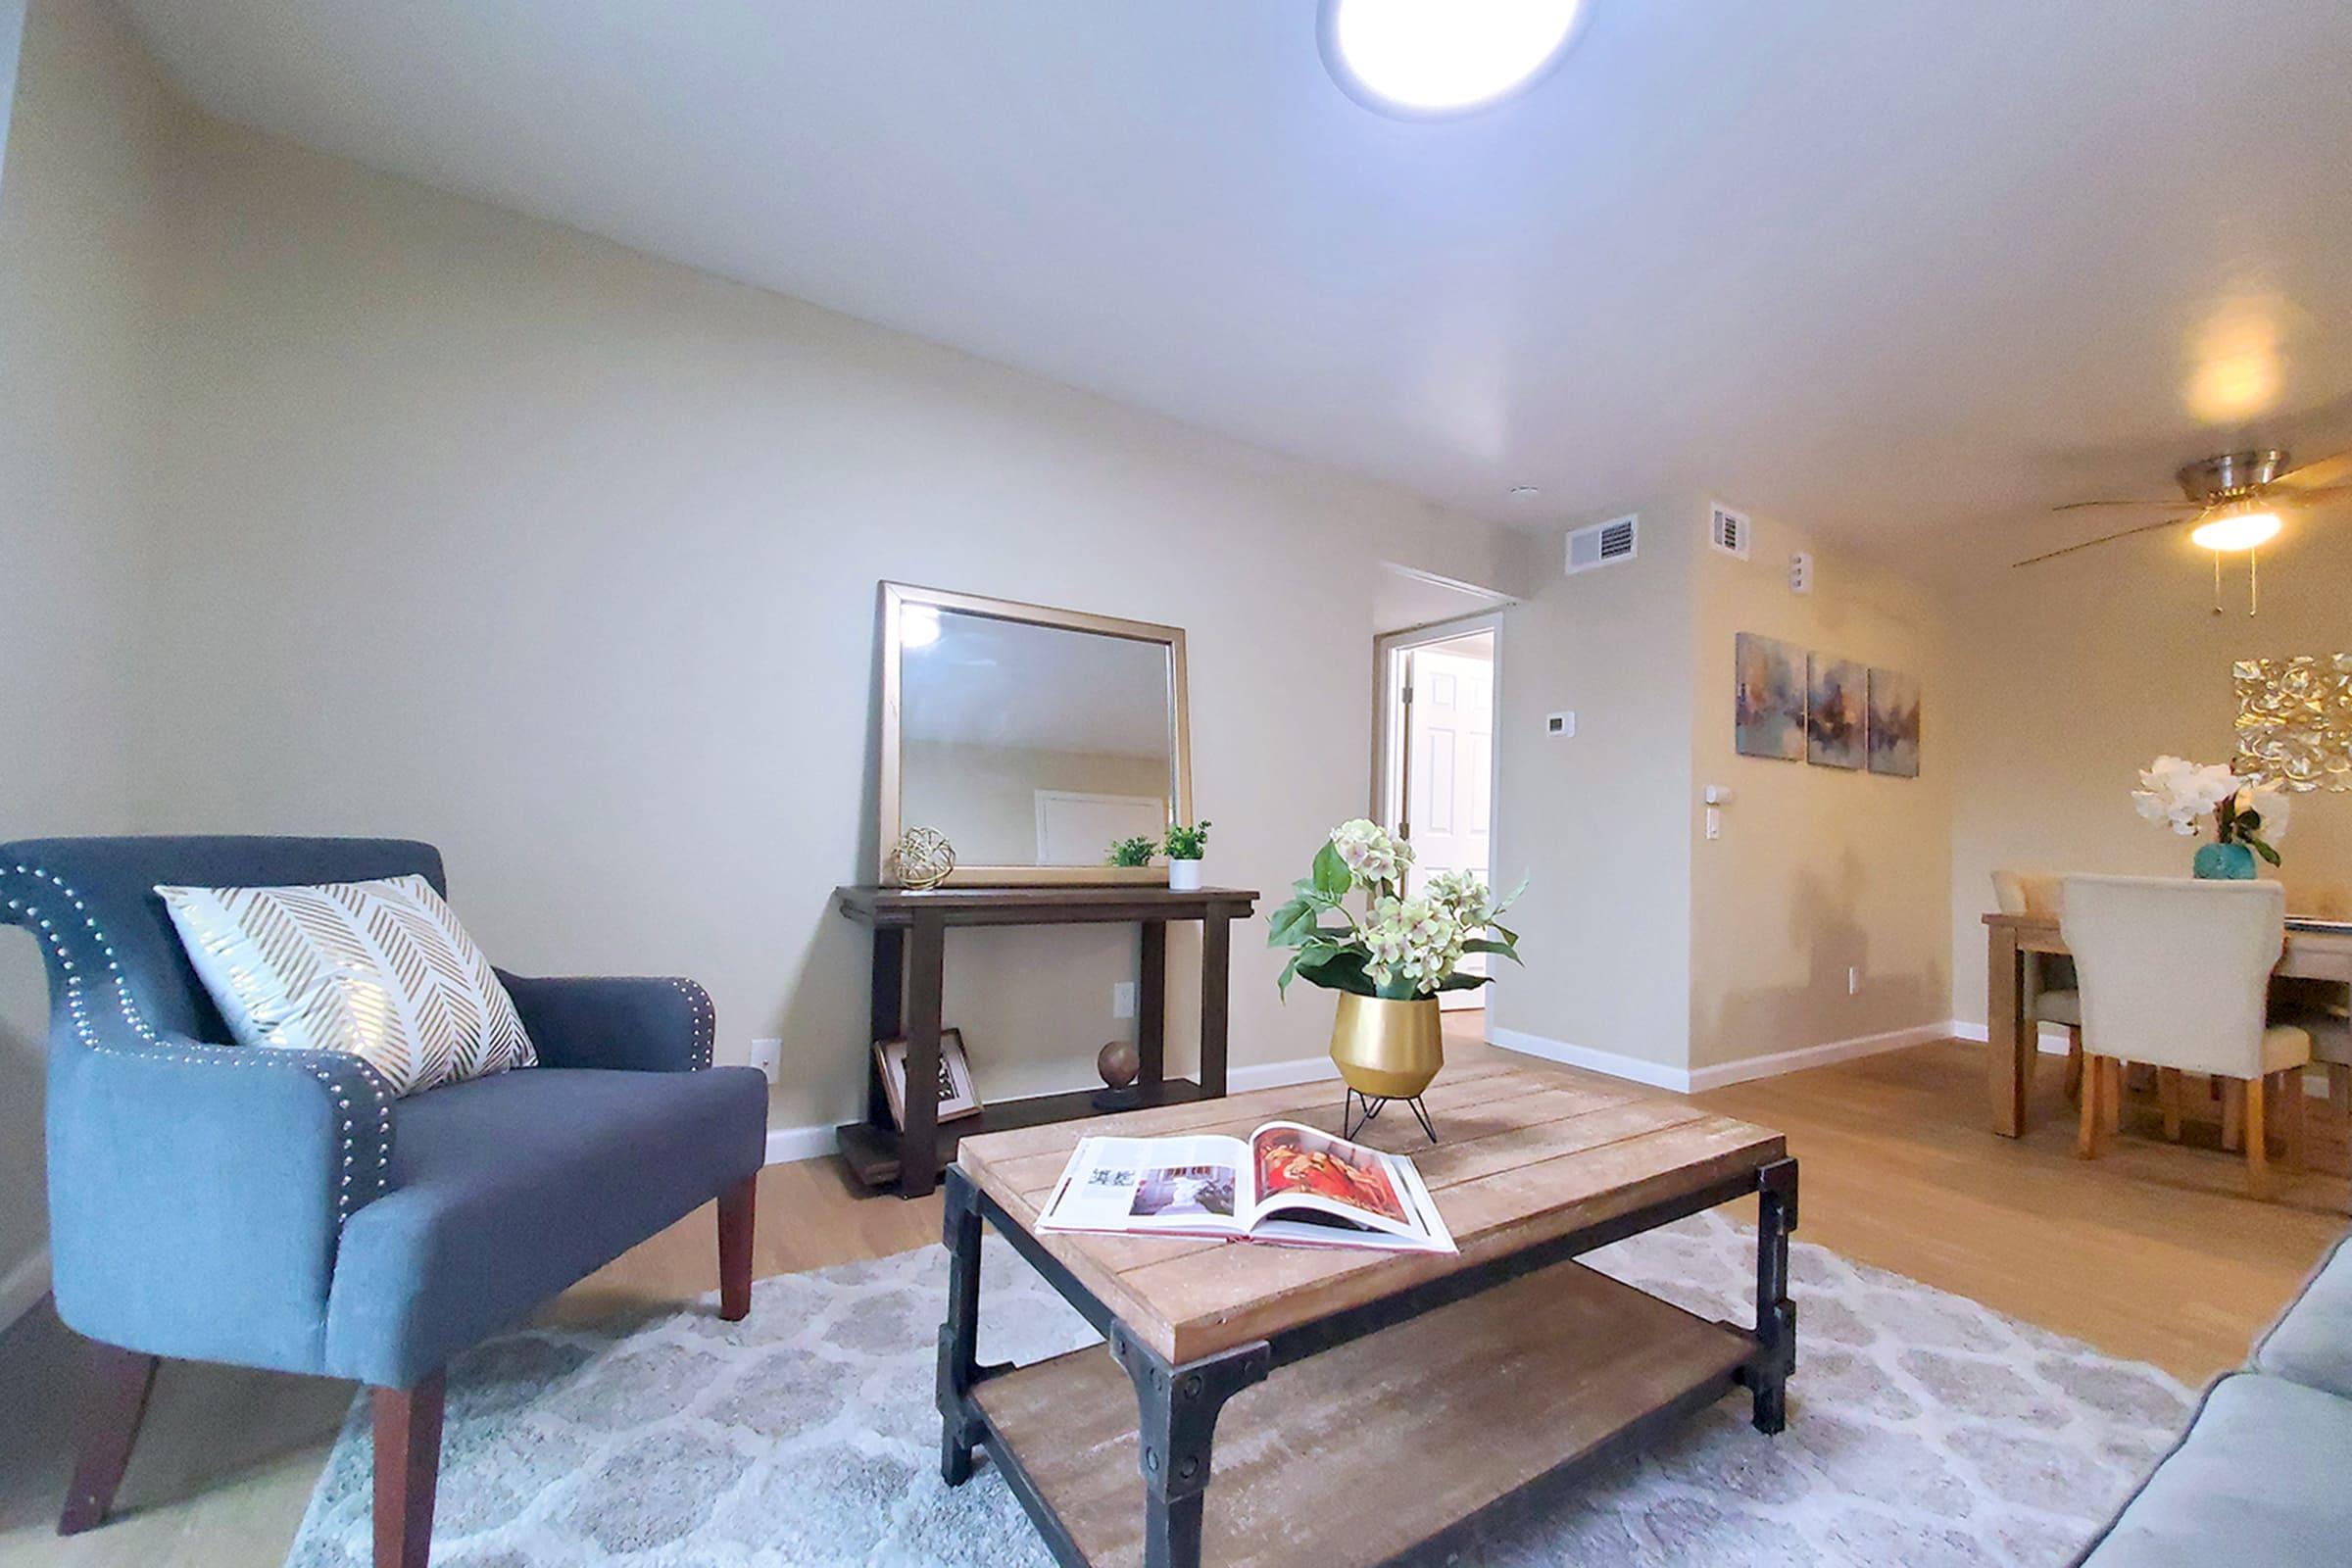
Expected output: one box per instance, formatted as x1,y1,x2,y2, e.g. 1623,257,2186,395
888,827,956,890
1096,1039,1141,1092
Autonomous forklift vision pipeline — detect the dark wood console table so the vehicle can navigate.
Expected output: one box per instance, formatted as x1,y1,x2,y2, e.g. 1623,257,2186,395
833,884,1261,1198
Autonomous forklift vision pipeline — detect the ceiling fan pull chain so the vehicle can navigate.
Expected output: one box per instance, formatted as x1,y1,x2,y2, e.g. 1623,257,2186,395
2249,548,2259,616
2213,550,2223,615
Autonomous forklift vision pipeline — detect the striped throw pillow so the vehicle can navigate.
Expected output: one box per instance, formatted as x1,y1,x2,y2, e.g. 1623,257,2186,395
157,874,536,1097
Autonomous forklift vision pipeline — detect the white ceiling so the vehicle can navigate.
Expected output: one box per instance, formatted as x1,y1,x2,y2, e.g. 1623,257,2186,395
118,0,2352,579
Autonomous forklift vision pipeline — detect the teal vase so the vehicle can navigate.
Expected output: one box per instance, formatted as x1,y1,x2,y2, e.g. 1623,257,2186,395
2192,842,2257,880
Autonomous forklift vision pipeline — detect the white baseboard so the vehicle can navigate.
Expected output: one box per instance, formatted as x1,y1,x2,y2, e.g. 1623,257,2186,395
1228,1054,1341,1093
0,1245,51,1331
765,1122,836,1165
1947,1019,2076,1054
1486,1027,1690,1091
1490,1020,1968,1094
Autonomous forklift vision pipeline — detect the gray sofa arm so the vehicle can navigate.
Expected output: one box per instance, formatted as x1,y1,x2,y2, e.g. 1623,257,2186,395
495,973,715,1072
43,1018,395,1374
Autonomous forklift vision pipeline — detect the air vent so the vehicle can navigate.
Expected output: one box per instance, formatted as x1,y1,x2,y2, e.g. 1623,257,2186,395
1708,503,1751,561
1565,514,1639,574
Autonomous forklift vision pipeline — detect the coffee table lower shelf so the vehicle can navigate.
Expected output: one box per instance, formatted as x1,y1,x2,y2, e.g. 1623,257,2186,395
970,1257,1755,1568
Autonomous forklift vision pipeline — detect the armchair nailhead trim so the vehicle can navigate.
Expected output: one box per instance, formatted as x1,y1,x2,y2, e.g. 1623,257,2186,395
2,863,396,1224
663,977,715,1069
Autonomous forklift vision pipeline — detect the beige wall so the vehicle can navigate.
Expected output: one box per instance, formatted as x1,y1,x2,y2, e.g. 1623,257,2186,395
0,0,177,1303
1948,518,2352,1029
1690,511,1954,1069
133,112,1523,1132
1491,496,1697,1070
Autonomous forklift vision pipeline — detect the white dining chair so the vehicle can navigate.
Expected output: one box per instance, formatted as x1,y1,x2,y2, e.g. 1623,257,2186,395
2061,875,2313,1198
1992,869,2084,1102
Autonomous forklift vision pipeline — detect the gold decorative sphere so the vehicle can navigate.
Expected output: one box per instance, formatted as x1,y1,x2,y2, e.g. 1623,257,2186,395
889,827,956,890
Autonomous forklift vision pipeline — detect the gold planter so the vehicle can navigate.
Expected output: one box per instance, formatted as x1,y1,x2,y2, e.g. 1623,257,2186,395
1328,993,1445,1101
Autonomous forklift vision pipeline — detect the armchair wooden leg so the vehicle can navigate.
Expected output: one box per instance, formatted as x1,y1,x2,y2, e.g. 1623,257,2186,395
2223,1078,2244,1152
717,1173,757,1323
2102,1056,2123,1134
57,1340,161,1536
2063,1027,2084,1102
2077,1054,2106,1159
2158,1068,2182,1142
372,1373,445,1568
2243,1073,2270,1200
2330,1063,2351,1127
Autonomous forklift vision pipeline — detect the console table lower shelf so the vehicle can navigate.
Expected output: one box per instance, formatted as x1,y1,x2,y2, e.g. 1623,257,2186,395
835,1079,1207,1190
971,1260,1753,1568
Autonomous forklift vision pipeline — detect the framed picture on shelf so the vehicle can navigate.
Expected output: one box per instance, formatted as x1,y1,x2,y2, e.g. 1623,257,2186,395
876,1028,984,1130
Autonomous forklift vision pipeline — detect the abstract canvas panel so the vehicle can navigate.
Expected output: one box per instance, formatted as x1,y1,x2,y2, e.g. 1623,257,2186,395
1807,654,1867,769
1867,668,1921,777
1735,633,1806,760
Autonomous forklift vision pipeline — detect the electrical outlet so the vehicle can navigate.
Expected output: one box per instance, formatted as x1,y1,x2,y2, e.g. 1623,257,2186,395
749,1038,783,1083
1846,967,1860,997
1111,982,1137,1020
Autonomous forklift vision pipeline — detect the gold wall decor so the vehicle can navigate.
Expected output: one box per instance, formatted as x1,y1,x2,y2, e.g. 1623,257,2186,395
886,827,958,890
2233,655,2352,792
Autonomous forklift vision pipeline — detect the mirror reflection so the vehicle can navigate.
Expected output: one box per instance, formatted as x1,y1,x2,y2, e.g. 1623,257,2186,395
899,608,1177,868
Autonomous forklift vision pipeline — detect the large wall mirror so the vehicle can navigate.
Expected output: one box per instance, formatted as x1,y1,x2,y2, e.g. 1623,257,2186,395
878,583,1192,885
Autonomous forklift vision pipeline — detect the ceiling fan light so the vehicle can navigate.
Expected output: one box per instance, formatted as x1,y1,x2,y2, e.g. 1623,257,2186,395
1320,0,1586,118
2190,506,2281,553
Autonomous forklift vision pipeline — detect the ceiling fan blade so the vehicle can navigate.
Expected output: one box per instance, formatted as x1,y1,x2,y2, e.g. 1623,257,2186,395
2012,514,2194,567
2277,450,2352,492
2050,499,2185,512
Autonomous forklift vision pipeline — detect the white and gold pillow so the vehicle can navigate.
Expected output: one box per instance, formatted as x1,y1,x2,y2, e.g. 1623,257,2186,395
157,874,536,1097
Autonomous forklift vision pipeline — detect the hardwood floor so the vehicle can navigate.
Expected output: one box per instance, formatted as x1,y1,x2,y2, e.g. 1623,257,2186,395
0,1027,2339,1566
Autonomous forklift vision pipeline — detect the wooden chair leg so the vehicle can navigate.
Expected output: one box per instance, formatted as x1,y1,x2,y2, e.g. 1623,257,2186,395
57,1341,161,1536
2078,1054,2105,1159
2158,1067,2182,1142
2282,1070,2308,1172
2223,1078,2244,1152
716,1172,757,1322
2243,1073,2270,1200
2331,1063,2351,1127
372,1373,445,1568
2103,1056,2123,1134
2063,1027,2084,1102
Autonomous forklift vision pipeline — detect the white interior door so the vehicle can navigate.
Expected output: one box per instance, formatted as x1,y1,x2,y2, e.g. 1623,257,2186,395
1034,791,1166,866
1381,629,1497,1011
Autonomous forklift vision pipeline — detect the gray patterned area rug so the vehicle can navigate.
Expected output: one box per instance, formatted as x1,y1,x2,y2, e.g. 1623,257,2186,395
285,1212,2191,1566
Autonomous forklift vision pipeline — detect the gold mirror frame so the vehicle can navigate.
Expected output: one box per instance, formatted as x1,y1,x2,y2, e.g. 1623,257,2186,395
877,582,1192,886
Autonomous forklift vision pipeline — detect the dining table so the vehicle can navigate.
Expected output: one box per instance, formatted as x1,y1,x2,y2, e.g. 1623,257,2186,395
1983,911,2352,1136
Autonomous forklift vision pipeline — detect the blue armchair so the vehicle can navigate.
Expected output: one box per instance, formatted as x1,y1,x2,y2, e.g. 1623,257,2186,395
0,837,769,1568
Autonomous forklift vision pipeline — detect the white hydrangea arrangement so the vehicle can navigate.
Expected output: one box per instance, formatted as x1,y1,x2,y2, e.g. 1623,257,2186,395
1269,819,1525,1000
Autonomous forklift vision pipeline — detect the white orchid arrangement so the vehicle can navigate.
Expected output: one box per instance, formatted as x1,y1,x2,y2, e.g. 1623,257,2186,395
1269,819,1526,1000
2132,755,2291,864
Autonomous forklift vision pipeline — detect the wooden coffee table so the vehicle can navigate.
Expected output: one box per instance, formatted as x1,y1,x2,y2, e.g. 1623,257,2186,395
937,1059,1795,1568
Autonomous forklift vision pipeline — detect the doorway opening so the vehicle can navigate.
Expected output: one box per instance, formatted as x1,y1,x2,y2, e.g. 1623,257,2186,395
1375,615,1502,1014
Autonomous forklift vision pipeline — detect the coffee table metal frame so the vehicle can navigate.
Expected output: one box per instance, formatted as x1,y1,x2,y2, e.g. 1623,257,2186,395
937,1155,1798,1568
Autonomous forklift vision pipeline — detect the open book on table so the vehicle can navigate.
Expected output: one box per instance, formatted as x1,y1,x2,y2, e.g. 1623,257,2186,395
1035,1120,1455,1253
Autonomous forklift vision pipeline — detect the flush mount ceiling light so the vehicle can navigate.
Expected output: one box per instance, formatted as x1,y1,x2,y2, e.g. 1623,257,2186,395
1319,0,1589,120
900,604,942,649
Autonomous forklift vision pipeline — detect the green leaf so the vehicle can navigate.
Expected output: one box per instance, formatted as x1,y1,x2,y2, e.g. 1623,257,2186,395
1311,840,1352,901
1487,921,1519,947
1461,938,1523,965
1375,974,1423,1001
1277,952,1304,997
2251,836,2282,867
1436,971,1495,992
1492,874,1530,916
1266,897,1319,948
1300,949,1377,996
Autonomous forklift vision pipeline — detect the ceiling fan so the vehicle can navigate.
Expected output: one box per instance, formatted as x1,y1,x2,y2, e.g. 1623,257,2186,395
2015,448,2352,612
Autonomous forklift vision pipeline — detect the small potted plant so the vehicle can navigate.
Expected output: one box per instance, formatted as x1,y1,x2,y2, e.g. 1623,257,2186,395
1163,820,1211,891
1267,820,1525,1129
2131,756,2289,879
1106,835,1157,870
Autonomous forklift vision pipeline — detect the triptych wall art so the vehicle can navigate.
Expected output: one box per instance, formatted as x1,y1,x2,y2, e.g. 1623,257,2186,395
1734,632,1919,777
